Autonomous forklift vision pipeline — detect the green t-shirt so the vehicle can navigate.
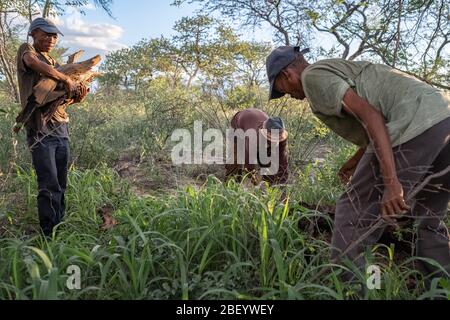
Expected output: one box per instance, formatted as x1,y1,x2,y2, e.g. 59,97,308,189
301,59,450,150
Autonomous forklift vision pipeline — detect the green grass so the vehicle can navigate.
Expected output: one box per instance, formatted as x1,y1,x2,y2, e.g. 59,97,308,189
0,167,448,300
0,91,448,301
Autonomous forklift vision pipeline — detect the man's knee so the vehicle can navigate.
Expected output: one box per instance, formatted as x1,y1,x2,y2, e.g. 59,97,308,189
33,160,60,191
37,179,62,197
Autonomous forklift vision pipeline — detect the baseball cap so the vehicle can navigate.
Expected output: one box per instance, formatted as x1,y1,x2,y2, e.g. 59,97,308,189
28,17,64,36
266,46,310,100
260,117,289,143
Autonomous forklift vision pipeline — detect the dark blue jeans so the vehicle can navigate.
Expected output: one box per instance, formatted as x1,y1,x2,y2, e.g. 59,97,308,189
29,136,69,236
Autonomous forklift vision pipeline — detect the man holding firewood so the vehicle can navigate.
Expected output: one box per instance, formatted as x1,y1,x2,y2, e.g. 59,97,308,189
266,46,450,287
15,17,88,237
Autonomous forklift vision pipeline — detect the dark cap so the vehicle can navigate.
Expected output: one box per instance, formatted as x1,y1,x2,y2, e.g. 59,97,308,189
261,117,289,143
266,46,310,100
265,117,285,130
28,17,64,36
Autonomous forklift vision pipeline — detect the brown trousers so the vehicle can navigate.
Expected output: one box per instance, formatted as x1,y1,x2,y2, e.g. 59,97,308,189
332,117,450,281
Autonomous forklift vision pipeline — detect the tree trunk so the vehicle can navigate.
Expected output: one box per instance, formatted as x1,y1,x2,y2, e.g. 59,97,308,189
0,14,20,102
42,0,53,18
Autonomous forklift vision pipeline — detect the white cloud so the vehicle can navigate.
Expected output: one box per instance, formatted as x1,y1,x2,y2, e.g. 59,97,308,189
53,10,127,58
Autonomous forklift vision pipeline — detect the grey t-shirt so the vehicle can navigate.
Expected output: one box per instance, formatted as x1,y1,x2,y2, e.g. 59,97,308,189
301,59,450,150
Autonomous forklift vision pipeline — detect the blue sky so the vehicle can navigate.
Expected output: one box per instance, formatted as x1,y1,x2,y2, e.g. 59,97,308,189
54,0,273,59
54,1,200,58
80,1,200,46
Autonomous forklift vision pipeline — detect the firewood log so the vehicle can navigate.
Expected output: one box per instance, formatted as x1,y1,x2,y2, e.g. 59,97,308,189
33,54,102,106
67,50,85,64
13,53,102,134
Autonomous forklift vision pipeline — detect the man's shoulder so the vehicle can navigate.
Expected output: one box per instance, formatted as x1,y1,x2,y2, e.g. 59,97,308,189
308,58,372,69
17,43,36,63
315,58,347,64
239,108,268,119
17,43,36,71
302,58,372,83
18,43,35,54
302,59,343,79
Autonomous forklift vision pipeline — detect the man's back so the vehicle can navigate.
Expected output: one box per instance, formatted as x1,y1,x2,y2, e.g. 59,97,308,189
302,58,450,149
227,108,289,185
231,108,269,131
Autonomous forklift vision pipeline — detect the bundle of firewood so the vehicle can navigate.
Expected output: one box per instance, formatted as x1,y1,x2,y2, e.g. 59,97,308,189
33,50,102,106
14,51,101,133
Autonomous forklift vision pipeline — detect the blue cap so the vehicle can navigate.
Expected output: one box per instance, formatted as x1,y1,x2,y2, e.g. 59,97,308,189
265,117,285,130
261,117,289,143
266,46,310,100
28,17,64,36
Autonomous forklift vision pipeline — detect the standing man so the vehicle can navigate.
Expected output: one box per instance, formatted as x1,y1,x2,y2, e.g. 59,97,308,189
16,18,87,237
266,46,450,284
225,108,289,186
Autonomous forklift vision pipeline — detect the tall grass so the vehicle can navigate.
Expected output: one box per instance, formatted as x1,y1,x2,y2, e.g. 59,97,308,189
1,167,447,300
0,88,448,300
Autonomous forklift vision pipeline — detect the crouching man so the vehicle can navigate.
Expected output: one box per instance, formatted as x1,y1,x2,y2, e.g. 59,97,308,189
266,45,450,287
225,108,289,186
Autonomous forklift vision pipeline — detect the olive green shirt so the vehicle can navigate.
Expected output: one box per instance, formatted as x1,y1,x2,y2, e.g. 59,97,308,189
301,59,450,150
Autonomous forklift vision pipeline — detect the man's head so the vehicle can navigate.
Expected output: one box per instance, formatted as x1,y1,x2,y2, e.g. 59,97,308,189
266,46,310,100
260,116,288,145
28,17,63,53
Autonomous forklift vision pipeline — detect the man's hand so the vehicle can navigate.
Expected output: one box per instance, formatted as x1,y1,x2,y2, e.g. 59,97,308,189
64,77,78,98
73,84,89,103
338,159,358,185
381,179,411,225
338,147,366,185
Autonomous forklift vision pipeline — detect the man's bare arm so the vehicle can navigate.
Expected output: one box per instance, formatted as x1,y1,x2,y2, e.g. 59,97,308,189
23,52,77,97
342,88,410,221
338,146,366,185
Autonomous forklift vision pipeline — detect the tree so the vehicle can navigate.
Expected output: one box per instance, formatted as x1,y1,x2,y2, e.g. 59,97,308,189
100,38,177,91
174,0,449,89
233,41,271,87
173,0,314,47
0,0,114,102
171,15,241,87
100,15,264,92
0,0,28,101
308,0,449,88
39,0,114,19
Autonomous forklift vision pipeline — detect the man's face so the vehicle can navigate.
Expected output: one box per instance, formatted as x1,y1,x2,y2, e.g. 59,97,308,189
273,68,306,100
32,29,58,53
